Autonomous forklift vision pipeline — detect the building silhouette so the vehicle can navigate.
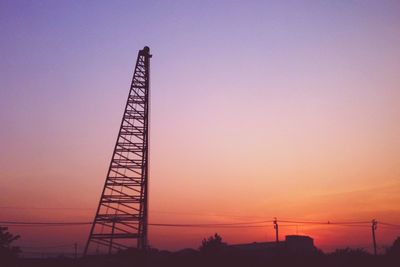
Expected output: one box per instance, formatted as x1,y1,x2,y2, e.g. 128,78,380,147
230,235,316,254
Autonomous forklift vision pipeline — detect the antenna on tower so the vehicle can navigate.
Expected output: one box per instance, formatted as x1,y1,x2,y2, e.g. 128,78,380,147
84,46,152,255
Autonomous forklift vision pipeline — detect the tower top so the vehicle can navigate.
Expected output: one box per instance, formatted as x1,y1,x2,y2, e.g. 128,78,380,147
140,46,151,57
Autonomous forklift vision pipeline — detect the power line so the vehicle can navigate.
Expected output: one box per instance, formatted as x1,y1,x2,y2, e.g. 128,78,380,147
150,220,273,226
0,206,269,220
3,206,398,227
148,223,272,228
279,220,371,225
2,219,399,229
0,206,92,210
20,244,76,249
279,223,371,228
5,218,398,256
0,221,91,226
21,251,78,256
379,222,400,227
0,220,272,228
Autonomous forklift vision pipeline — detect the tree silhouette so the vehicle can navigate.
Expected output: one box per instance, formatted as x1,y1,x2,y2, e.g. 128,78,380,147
331,247,370,257
199,233,226,254
0,226,21,259
387,236,400,257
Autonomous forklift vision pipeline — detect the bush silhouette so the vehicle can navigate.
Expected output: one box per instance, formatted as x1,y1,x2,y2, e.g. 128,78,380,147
387,236,400,257
199,233,226,254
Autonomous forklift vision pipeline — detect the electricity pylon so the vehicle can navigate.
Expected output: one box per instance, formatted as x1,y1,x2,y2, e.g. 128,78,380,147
84,46,152,255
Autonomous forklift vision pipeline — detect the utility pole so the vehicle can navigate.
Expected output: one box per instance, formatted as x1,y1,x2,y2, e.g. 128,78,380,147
371,219,378,255
273,217,279,243
74,243,77,260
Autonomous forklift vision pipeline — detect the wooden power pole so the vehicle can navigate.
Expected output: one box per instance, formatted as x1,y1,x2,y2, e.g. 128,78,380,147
371,219,378,255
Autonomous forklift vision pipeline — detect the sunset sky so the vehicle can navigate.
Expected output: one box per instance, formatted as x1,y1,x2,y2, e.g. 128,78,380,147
1,0,399,255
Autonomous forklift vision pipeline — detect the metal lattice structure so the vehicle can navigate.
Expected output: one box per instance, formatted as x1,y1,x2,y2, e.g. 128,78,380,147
84,46,152,255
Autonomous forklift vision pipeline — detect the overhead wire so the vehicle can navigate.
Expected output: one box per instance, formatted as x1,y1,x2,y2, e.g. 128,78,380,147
379,222,400,227
278,219,371,225
3,219,399,228
4,218,398,255
0,220,272,228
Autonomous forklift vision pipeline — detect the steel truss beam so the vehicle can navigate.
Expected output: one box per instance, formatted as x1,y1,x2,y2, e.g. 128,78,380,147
84,47,151,255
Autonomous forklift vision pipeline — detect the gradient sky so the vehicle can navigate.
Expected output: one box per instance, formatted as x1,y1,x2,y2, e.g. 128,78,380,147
1,0,400,255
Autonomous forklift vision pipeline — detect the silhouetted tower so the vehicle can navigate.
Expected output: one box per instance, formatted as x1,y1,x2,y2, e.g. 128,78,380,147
84,46,152,255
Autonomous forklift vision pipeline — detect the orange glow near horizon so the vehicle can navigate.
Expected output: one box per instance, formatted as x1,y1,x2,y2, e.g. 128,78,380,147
3,182,400,253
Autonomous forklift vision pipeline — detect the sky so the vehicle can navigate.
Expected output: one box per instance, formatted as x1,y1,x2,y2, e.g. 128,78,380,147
0,0,400,256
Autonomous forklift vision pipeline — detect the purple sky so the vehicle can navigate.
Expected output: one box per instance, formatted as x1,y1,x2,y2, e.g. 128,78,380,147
1,0,400,254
